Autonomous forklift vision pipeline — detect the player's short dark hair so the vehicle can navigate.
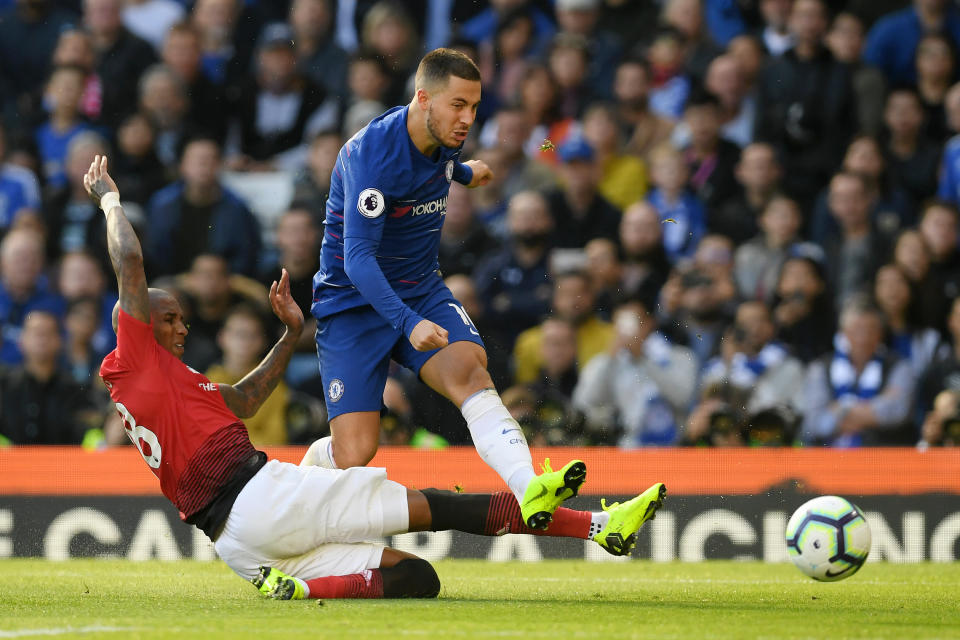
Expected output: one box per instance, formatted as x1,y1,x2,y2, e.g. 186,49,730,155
415,48,480,92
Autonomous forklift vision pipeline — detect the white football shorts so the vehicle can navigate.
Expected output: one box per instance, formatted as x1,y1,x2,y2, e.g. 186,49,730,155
213,460,409,580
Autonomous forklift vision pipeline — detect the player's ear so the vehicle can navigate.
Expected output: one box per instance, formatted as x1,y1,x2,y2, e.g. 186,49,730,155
415,88,430,111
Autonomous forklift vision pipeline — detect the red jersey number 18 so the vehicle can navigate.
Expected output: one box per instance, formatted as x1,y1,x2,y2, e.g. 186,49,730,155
115,402,163,468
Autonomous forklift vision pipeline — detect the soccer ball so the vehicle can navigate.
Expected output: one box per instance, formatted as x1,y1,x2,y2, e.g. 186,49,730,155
784,495,871,582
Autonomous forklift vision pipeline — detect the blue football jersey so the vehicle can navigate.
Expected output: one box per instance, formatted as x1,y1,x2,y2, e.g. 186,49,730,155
312,105,470,333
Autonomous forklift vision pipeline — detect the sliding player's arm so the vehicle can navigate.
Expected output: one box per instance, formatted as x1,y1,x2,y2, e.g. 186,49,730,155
84,155,150,324
341,155,447,352
218,269,304,418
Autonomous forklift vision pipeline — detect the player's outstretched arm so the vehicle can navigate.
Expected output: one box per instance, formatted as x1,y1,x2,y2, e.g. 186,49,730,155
218,269,303,418
84,155,150,324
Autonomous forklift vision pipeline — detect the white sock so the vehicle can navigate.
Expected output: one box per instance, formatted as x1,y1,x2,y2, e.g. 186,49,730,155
588,512,610,540
300,435,337,469
295,576,310,598
461,388,536,502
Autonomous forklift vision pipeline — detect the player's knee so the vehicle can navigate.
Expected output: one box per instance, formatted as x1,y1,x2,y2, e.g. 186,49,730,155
332,437,377,468
396,558,441,599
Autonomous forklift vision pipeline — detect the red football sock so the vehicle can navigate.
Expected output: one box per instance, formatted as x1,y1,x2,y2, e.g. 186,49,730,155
483,491,591,538
303,570,384,599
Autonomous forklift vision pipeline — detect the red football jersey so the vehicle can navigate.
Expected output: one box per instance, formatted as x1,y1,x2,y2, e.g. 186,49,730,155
100,309,257,517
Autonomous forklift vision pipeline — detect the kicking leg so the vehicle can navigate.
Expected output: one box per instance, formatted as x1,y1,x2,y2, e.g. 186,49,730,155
419,342,585,528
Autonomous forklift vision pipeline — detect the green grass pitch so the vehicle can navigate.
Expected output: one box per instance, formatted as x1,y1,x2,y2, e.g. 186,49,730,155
2,560,959,639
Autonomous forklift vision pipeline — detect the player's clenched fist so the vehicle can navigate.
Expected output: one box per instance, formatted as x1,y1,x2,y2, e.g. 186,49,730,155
462,160,493,188
409,319,449,351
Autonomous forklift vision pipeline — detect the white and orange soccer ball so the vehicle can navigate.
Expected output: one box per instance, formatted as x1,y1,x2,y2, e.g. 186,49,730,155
785,495,872,582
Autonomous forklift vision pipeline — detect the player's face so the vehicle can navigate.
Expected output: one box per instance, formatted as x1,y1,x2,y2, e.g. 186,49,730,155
151,296,188,359
425,75,481,148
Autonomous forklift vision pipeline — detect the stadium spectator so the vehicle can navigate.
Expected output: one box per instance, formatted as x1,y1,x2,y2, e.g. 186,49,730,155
893,229,938,320
727,34,765,90
62,295,109,391
612,58,674,159
0,310,99,445
646,143,706,262
546,33,595,120
513,271,614,385
734,195,802,302
755,0,793,56
0,123,41,233
874,263,943,378
57,249,118,363
646,27,692,121
811,135,913,243
478,105,557,201
553,0,622,99
514,63,580,164
178,253,270,371
459,0,555,57
35,65,96,191
477,6,536,109
466,146,511,236
207,304,290,446
345,49,391,114
703,53,756,147
714,142,782,245
864,0,960,88
919,388,960,447
474,190,553,347
138,64,191,169
915,32,956,143
111,112,167,206
918,201,960,330
289,0,348,99
0,0,76,125
229,22,338,172
121,0,185,52
161,21,228,143
584,237,622,320
825,12,886,137
518,315,584,446
145,136,262,278
546,137,621,248
801,295,917,447
360,2,421,106
662,0,724,87
698,300,806,415
439,183,497,279
257,206,321,387
0,228,66,365
42,132,114,278
579,102,648,213
772,252,836,363
754,0,855,208
677,93,741,217
191,0,248,91
822,172,891,307
291,130,340,218
49,28,102,124
618,201,672,303
883,88,942,206
85,0,157,128
573,297,696,447
918,297,960,412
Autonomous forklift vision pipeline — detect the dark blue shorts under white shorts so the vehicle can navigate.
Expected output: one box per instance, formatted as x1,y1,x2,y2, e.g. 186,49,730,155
315,284,486,420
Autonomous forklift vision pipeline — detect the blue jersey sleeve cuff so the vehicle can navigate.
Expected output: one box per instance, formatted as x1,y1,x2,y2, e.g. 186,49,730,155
452,161,473,186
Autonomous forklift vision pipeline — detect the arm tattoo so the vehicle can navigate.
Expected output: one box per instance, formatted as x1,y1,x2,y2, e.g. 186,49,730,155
94,182,150,324
219,330,298,418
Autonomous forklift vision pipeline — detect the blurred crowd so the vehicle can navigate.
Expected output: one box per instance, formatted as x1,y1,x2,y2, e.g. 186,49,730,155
1,0,959,449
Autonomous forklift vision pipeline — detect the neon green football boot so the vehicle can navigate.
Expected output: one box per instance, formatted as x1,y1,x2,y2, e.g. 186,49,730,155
520,458,587,530
251,566,306,600
594,483,667,556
